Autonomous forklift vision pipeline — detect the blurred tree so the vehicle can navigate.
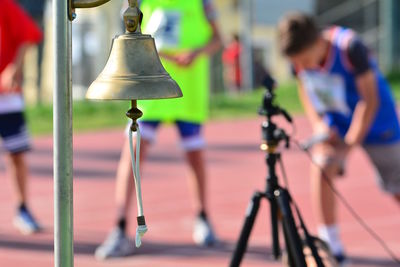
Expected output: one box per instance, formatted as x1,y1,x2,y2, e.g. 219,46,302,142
18,0,46,105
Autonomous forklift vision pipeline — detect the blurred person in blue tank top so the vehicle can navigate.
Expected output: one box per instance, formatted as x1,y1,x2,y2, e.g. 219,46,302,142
278,12,400,265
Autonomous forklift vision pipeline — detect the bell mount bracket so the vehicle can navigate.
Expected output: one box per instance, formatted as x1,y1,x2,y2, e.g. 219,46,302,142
68,0,142,29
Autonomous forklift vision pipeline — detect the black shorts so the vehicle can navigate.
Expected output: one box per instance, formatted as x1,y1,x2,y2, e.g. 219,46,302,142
0,112,31,154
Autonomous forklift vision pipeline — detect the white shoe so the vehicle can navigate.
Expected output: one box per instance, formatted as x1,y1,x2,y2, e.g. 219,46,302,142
13,209,41,235
192,216,218,247
95,228,135,260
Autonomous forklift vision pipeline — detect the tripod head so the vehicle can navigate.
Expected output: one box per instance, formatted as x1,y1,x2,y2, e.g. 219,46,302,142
258,77,292,150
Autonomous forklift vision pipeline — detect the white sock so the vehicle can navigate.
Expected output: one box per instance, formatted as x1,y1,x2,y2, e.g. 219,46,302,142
318,224,344,255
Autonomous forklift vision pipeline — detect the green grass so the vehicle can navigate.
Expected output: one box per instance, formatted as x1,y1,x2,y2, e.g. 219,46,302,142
25,77,400,136
26,100,130,136
387,72,400,99
26,83,301,136
209,82,302,120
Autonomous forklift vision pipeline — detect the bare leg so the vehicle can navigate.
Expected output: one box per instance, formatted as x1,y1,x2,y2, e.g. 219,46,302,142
6,152,28,205
184,149,207,214
311,144,346,257
115,137,150,220
310,143,344,226
6,151,42,235
310,163,338,225
186,148,218,246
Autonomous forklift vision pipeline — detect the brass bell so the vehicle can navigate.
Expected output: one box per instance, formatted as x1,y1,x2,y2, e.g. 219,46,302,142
86,0,182,101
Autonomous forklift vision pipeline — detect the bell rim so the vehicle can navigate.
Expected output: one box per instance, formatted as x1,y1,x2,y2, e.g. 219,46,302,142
85,78,182,100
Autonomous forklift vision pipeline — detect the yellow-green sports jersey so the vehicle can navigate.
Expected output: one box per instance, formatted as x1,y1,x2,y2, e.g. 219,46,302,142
138,0,215,123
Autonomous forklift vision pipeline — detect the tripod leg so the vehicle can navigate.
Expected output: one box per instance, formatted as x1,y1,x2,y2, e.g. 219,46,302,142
282,217,302,267
275,188,307,267
269,195,281,259
230,192,263,267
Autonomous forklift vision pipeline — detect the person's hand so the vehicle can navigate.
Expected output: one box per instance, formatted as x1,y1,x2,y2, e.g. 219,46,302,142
0,64,22,93
342,138,356,157
174,50,200,66
314,121,354,161
313,121,341,146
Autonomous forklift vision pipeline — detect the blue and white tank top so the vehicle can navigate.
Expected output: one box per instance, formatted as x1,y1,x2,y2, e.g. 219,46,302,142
298,26,400,144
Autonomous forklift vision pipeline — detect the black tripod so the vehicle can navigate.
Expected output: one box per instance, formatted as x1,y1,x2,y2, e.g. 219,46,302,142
229,85,325,267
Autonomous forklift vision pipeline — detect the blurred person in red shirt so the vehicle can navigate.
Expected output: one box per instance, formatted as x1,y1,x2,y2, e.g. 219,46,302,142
0,0,43,234
222,34,242,93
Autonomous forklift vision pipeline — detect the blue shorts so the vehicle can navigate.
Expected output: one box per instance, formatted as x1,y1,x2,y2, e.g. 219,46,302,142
0,112,31,154
138,120,205,151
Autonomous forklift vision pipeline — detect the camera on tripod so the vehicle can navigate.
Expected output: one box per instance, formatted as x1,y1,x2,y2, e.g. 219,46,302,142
258,76,292,150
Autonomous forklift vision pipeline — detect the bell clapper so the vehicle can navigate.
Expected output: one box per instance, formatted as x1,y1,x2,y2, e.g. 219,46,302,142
126,100,148,247
126,100,143,132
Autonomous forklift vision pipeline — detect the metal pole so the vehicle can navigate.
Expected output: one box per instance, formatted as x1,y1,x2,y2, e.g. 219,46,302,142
239,0,254,91
379,0,394,73
53,0,74,266
394,0,400,70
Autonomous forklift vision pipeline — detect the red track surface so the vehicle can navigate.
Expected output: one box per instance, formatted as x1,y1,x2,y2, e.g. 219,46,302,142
0,117,399,267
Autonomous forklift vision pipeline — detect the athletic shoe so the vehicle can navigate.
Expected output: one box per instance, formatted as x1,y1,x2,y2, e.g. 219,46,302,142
13,209,41,235
95,228,135,260
334,252,349,267
192,216,218,247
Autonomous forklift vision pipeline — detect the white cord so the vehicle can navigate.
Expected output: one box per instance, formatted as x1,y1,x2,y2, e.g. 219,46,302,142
128,126,148,247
